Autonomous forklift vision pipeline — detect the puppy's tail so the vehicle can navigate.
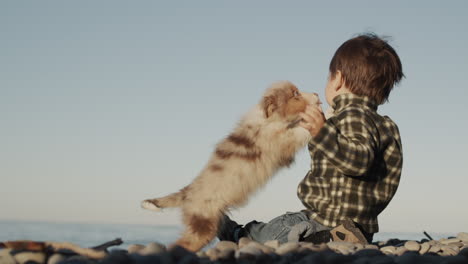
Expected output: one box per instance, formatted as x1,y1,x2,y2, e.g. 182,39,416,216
141,187,188,212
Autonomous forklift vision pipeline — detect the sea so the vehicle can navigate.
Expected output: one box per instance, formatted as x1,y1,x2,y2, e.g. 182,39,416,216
0,220,457,250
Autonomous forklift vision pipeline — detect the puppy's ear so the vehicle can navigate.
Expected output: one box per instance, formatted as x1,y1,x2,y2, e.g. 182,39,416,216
262,95,277,118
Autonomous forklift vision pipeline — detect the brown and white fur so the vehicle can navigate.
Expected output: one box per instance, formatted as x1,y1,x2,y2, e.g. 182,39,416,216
141,81,320,251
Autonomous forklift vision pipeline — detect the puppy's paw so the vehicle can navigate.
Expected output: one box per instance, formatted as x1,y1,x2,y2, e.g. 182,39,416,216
141,200,162,212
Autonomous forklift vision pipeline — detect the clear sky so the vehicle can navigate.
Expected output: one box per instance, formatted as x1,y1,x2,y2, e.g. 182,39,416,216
1,1,467,234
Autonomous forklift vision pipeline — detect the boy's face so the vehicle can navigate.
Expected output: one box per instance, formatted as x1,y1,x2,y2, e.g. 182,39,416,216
324,71,349,107
325,72,339,106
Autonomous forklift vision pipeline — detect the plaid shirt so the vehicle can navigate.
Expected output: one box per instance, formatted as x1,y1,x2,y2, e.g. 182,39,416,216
297,93,403,234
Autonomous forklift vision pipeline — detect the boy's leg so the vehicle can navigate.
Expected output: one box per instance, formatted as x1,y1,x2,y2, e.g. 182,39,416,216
218,211,331,244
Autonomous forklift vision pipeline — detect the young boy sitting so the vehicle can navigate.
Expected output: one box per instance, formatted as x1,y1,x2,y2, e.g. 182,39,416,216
218,33,404,244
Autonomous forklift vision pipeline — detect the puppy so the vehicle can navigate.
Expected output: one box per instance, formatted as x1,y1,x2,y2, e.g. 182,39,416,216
142,81,320,251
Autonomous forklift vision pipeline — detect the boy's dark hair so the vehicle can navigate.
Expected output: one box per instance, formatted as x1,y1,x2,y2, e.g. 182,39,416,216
329,33,404,104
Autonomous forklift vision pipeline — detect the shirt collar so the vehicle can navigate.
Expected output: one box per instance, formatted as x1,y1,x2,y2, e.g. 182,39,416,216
332,93,378,112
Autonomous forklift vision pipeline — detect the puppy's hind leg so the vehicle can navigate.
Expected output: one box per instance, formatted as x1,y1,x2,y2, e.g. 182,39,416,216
172,209,221,252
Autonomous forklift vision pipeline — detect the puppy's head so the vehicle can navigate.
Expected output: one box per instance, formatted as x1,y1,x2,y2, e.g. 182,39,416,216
261,81,320,121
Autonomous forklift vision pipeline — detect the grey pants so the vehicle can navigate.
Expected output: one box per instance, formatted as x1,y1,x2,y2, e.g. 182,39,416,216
242,211,331,244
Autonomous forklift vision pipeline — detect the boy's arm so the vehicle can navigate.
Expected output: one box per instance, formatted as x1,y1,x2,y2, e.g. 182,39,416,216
301,106,377,176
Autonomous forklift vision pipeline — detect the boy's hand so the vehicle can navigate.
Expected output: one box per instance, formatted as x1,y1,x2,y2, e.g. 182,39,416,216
300,105,326,137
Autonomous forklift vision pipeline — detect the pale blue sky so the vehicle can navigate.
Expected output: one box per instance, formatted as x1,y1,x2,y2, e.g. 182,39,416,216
1,1,467,233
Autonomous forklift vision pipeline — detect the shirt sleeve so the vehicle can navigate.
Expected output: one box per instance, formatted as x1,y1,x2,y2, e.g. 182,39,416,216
309,108,377,176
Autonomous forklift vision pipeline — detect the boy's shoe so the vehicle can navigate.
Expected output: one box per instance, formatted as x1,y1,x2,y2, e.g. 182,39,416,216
217,214,243,242
330,219,368,244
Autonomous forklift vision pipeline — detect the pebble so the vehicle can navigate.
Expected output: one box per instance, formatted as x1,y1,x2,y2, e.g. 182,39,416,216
404,240,421,251
419,242,431,254
238,237,252,248
441,245,458,256
47,254,67,264
59,255,95,264
245,241,274,254
236,244,263,258
215,240,238,251
300,242,326,252
442,245,460,254
450,242,465,248
440,238,461,245
364,244,379,250
395,246,408,256
205,248,221,260
327,241,358,255
217,247,235,260
0,249,16,264
428,244,442,254
13,251,46,264
264,239,279,249
458,232,468,241
276,242,301,255
127,244,145,254
139,242,166,255
380,245,397,254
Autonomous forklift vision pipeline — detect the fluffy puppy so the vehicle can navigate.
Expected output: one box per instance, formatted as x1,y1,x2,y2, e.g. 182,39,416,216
142,81,320,251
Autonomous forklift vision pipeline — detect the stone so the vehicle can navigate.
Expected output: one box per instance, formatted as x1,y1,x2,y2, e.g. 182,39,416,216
336,247,353,255
459,247,468,258
140,242,166,255
264,240,279,249
428,244,441,254
48,254,67,264
404,240,421,251
238,237,253,248
215,241,238,251
0,249,16,264
395,246,408,256
59,255,95,264
130,253,171,264
385,238,404,246
244,241,274,254
354,248,384,258
354,243,364,250
13,252,46,264
217,247,235,260
449,242,465,248
275,242,300,255
300,243,324,252
457,232,468,241
169,246,195,262
440,245,458,256
196,251,207,258
380,246,397,255
364,244,379,250
127,244,145,254
327,241,356,250
327,241,358,255
318,243,329,251
100,250,131,264
440,238,461,245
419,242,431,255
236,244,263,258
178,254,199,264
442,245,460,254
205,248,220,261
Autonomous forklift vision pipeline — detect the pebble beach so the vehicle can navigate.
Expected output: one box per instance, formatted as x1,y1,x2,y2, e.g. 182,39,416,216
1,232,468,264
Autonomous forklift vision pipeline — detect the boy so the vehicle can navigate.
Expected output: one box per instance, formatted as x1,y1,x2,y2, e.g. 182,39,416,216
218,33,404,244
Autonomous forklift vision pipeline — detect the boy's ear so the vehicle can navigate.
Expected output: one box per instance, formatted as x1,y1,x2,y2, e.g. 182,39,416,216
334,71,344,91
